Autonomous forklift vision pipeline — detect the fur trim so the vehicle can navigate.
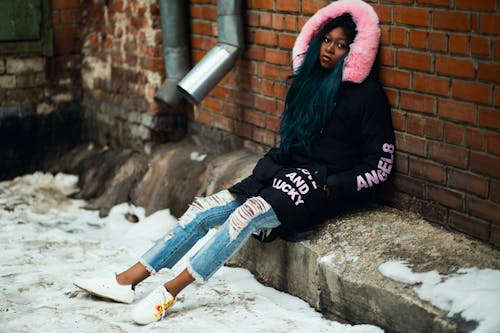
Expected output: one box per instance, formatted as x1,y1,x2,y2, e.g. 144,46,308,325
292,0,380,83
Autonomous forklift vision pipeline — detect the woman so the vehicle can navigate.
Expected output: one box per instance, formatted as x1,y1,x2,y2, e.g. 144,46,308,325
74,0,395,325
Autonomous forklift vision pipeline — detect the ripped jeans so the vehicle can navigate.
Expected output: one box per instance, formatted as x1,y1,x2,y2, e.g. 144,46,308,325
140,190,281,282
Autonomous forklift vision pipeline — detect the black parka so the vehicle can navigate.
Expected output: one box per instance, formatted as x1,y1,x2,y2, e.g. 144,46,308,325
229,76,395,234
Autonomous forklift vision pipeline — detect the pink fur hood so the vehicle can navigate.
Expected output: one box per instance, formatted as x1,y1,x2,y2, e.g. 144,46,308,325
292,0,380,83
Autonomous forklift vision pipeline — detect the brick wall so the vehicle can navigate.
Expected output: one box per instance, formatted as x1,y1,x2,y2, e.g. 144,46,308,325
0,0,85,179
81,0,186,151
188,0,500,245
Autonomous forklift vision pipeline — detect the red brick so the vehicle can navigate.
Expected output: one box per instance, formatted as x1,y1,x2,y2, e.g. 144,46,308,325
468,197,500,225
480,14,500,35
379,48,395,66
247,12,260,27
479,108,500,130
191,21,213,35
380,26,390,45
284,15,298,32
409,30,427,49
391,27,407,46
258,63,281,80
397,50,432,72
266,115,280,132
449,211,490,241
491,225,500,246
53,25,82,54
254,30,277,46
428,32,447,52
477,62,500,83
494,41,500,61
449,34,469,55
213,114,234,132
465,127,485,150
379,68,410,89
417,0,451,6
427,185,464,210
234,121,252,139
448,169,488,197
456,0,496,10
429,141,468,169
394,175,424,197
53,0,82,9
409,158,445,183
413,73,450,97
254,95,276,113
395,152,409,173
302,0,330,15
392,111,405,131
245,45,266,61
259,12,272,28
487,132,500,155
395,7,430,27
265,49,289,65
60,9,83,23
471,37,490,57
433,11,470,32
470,152,500,178
244,109,265,127
385,88,398,107
251,0,274,10
252,128,275,146
141,57,164,73
406,113,424,135
372,5,392,24
444,122,464,144
452,80,491,104
202,96,222,112
278,33,296,49
400,91,435,114
424,118,443,139
396,133,426,157
221,102,242,120
277,0,299,12
438,99,476,124
436,56,474,79
271,14,284,30
492,180,500,204
195,107,213,124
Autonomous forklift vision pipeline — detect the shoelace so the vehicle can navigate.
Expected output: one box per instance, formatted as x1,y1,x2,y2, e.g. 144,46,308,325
157,286,174,321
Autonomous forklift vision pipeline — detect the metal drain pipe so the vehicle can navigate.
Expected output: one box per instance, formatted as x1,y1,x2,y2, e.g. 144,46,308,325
177,0,244,105
154,0,190,107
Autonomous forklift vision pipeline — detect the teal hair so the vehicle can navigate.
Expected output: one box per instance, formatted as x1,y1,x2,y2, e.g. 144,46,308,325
280,14,356,153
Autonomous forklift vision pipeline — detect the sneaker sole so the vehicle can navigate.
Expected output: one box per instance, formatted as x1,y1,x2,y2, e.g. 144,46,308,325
73,282,133,304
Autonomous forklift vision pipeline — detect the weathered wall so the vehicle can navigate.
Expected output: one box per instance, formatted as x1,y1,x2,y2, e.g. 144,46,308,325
81,0,187,152
188,0,500,245
0,0,85,179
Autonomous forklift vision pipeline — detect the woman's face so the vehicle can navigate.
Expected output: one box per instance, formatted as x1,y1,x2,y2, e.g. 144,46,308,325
319,26,350,69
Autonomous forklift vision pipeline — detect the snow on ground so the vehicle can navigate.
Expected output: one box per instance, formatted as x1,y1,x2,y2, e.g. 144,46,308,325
0,172,382,333
379,261,500,333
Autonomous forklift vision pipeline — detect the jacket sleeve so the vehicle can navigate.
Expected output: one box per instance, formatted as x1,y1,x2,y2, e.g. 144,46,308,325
326,85,395,198
251,147,283,182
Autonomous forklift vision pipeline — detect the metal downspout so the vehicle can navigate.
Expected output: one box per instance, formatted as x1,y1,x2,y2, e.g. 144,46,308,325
154,0,190,107
177,0,244,105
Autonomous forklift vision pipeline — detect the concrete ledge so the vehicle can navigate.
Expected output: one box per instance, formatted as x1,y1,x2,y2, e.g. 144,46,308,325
50,137,500,333
229,206,499,332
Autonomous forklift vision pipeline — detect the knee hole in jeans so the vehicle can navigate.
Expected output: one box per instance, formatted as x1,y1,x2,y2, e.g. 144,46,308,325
228,197,271,240
179,190,235,228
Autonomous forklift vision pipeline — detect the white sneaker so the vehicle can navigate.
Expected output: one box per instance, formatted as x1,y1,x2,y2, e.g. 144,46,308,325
130,286,176,325
73,275,135,304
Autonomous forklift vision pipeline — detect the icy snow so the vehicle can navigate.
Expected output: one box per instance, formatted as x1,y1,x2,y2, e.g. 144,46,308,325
378,261,500,333
0,172,382,333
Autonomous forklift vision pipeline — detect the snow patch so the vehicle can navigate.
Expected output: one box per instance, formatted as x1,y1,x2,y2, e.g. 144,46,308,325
379,261,500,333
